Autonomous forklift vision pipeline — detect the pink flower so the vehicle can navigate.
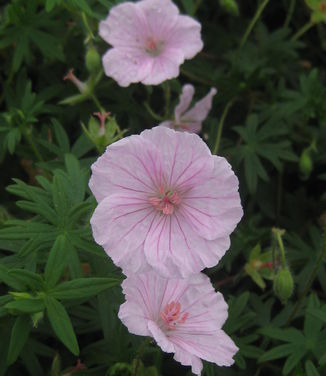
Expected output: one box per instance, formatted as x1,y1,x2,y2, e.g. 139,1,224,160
98,0,203,87
89,126,242,278
160,84,217,133
118,271,238,375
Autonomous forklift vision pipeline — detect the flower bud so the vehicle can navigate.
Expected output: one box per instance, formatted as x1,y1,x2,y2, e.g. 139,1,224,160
85,47,101,73
219,0,239,16
299,149,313,179
273,267,294,304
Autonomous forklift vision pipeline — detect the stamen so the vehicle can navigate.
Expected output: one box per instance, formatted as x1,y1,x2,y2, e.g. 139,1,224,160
145,37,164,57
160,300,188,330
149,188,181,215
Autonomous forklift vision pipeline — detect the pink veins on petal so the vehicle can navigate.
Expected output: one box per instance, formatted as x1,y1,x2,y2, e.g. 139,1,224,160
89,126,243,278
98,0,203,86
118,271,238,375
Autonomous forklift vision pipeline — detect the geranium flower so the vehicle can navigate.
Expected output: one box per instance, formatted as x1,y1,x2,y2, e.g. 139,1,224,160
160,84,217,133
89,126,242,278
118,271,238,375
98,0,203,87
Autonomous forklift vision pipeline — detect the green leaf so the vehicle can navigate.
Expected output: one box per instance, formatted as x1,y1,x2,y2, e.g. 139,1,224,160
258,344,294,362
283,347,306,374
0,264,25,290
7,315,32,365
9,269,44,291
259,327,305,343
45,297,79,355
5,299,45,314
305,360,320,376
52,119,70,153
44,235,69,287
49,277,120,300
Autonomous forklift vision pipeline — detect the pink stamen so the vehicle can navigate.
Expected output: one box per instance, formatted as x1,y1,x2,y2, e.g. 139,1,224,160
160,301,188,330
145,37,163,56
149,188,181,215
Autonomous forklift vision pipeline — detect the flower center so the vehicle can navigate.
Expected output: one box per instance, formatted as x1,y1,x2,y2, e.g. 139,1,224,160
160,301,188,330
145,37,164,57
149,186,181,215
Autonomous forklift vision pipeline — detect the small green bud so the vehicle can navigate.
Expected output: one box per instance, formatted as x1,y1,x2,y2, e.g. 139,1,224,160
299,149,313,178
219,0,239,16
31,311,44,328
85,47,101,73
273,267,294,304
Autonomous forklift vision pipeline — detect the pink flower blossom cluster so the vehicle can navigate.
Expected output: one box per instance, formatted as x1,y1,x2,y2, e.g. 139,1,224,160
90,126,242,374
90,1,243,374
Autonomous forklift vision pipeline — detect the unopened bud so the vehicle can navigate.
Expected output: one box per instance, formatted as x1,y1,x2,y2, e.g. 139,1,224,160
85,47,101,73
273,267,294,304
219,0,239,16
299,149,313,179
63,69,88,94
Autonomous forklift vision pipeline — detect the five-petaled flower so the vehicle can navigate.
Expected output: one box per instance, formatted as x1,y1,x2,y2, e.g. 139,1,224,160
89,126,243,278
160,84,217,133
98,0,203,86
118,271,238,375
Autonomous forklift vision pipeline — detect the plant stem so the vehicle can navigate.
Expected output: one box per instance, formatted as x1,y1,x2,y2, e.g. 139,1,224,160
284,0,296,28
272,228,287,268
291,20,315,41
133,339,149,376
286,230,326,324
180,68,215,86
24,131,44,162
193,0,202,15
162,82,171,118
239,0,269,48
213,99,234,155
144,102,165,122
90,94,103,112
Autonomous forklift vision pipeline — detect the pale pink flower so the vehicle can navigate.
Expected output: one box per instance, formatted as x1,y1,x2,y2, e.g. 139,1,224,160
118,271,238,375
160,84,217,133
98,0,203,87
89,126,242,278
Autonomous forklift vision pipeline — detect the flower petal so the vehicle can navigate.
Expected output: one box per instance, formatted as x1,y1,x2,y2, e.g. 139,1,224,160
141,50,183,85
90,194,157,274
141,126,214,189
99,2,148,48
101,48,153,87
171,330,238,367
148,321,175,353
165,15,203,60
139,0,180,39
173,349,203,375
182,87,217,124
174,84,195,123
181,155,243,240
89,134,162,203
